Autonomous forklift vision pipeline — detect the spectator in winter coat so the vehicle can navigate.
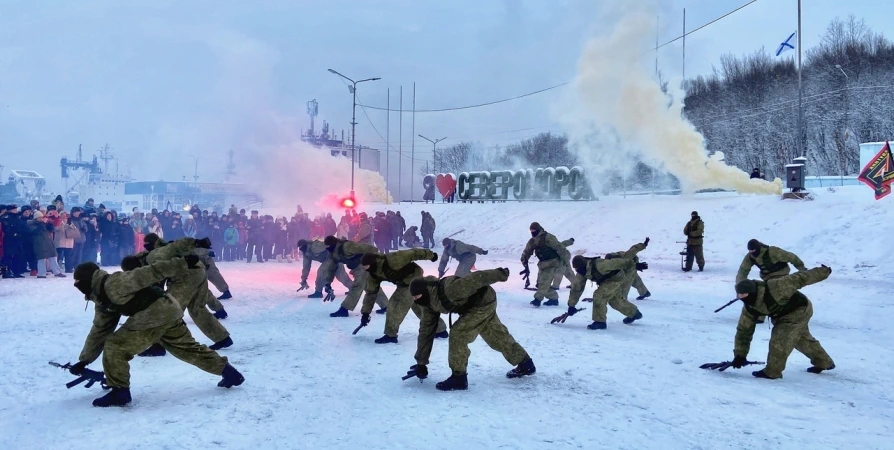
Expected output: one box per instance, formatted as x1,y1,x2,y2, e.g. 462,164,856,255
274,217,289,261
208,218,224,254
236,221,248,260
245,211,263,263
118,217,135,261
750,168,762,179
224,222,239,261
403,226,420,248
168,219,185,240
53,212,76,272
148,217,164,240
183,216,197,238
374,213,392,254
353,213,373,244
81,215,100,264
395,212,407,246
324,213,337,238
336,217,350,239
98,212,120,267
386,211,400,250
67,207,88,272
420,211,436,249
29,211,65,277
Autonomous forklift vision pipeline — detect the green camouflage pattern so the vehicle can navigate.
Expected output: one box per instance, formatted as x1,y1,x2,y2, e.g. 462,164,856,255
683,217,704,246
567,257,634,308
361,249,431,314
319,240,378,285
736,245,807,283
414,269,526,374
438,240,485,277
196,248,229,293
382,285,447,337
339,265,387,311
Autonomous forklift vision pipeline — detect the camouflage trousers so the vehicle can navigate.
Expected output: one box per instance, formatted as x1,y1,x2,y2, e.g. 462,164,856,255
384,286,447,337
764,302,834,378
103,319,228,388
167,272,230,343
620,268,649,298
340,266,387,311
206,263,230,293
316,263,352,292
551,262,575,289
631,274,649,297
685,245,704,270
448,300,529,374
206,290,224,313
534,259,563,301
453,255,476,277
590,273,639,323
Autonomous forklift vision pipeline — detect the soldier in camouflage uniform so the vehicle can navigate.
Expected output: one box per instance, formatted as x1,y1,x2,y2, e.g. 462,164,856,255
139,235,232,354
731,265,835,379
736,239,807,324
320,235,388,317
604,238,651,300
69,258,244,407
195,247,230,319
420,211,436,249
521,222,568,307
566,241,648,330
297,239,353,300
550,237,576,291
358,249,448,344
683,211,705,272
408,268,535,391
438,238,488,277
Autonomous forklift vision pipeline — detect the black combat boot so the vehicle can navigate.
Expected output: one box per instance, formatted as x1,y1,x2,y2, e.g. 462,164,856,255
209,336,233,350
92,388,132,407
587,321,607,330
217,290,232,300
436,373,469,391
217,364,245,388
543,299,559,306
751,370,777,379
807,363,835,374
530,299,542,307
213,309,228,320
623,310,643,324
308,291,324,299
137,343,166,357
506,357,536,379
435,331,449,339
374,335,398,344
636,291,651,300
376,307,387,315
329,307,349,317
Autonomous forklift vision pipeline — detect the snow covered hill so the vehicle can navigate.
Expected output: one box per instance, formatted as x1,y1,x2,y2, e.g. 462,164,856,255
0,187,891,449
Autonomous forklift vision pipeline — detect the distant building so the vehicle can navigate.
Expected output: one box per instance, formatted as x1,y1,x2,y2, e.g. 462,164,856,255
123,181,262,213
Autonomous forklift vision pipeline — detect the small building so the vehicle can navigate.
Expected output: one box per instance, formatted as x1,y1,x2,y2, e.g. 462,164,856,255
123,181,262,213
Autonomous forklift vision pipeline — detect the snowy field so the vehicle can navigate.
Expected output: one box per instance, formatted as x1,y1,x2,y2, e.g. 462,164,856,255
1,186,892,449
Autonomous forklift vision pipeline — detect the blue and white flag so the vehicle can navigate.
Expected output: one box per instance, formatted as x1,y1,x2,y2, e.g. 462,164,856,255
775,31,796,56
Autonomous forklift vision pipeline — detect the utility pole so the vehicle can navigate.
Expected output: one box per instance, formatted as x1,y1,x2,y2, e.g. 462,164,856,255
327,69,381,198
410,82,416,202
386,88,390,197
797,0,804,158
418,135,447,174
682,9,686,82
836,64,850,182
399,86,403,202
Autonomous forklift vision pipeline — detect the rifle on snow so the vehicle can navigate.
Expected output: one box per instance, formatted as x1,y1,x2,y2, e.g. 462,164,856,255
714,298,740,313
48,361,108,389
699,360,765,372
401,365,426,382
352,323,366,335
520,264,531,290
550,308,586,324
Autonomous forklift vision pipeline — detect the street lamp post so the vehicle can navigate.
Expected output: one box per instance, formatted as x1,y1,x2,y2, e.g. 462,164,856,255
835,64,850,184
418,134,447,174
327,69,381,198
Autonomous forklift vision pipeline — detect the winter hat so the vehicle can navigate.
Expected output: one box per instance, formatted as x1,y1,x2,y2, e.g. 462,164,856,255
71,206,82,213
296,239,309,252
571,255,588,275
74,262,100,284
529,222,542,231
409,277,433,296
691,211,699,218
360,253,378,268
735,280,758,294
144,233,164,251
32,211,45,219
747,239,764,253
21,205,32,212
47,205,57,212
99,203,106,209
323,235,339,247
442,238,452,247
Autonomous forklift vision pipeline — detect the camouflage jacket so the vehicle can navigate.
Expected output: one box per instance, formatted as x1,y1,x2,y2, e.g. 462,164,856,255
195,247,228,292
78,258,190,364
354,221,373,244
414,269,508,366
319,239,378,284
438,240,484,274
568,256,635,308
733,266,831,357
684,218,704,246
361,248,433,315
521,231,567,266
145,238,207,307
300,240,330,284
736,245,806,283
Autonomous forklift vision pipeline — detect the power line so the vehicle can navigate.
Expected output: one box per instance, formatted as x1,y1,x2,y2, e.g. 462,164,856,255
356,0,758,114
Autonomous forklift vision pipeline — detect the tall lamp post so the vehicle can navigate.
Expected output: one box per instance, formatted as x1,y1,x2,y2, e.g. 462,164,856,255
835,64,850,183
327,68,380,198
418,135,447,174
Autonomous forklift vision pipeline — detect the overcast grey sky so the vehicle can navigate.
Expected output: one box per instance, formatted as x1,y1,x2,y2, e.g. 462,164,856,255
1,0,890,194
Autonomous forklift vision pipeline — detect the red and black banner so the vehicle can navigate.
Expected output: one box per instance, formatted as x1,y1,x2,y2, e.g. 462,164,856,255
858,141,894,200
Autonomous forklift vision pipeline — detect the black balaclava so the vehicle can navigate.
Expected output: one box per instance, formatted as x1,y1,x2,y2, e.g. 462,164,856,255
74,262,100,297
747,239,763,256
144,233,163,251
323,235,339,252
410,277,432,306
735,280,759,305
297,239,309,253
442,238,452,248
360,253,378,271
529,222,542,238
572,255,588,275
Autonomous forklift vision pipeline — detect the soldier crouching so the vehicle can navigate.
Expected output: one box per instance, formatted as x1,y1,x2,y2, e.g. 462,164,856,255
69,258,244,407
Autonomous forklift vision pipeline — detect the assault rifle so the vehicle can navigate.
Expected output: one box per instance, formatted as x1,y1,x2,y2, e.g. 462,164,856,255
714,298,740,313
699,360,765,372
550,307,586,324
401,365,427,382
323,284,336,303
48,361,108,389
520,264,531,290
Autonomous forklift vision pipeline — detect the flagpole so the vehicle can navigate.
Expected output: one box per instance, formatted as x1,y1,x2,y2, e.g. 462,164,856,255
797,0,804,158
682,8,686,83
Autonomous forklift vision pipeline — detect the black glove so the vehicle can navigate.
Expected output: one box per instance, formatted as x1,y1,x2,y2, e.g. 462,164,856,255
636,262,648,271
821,264,831,274
430,252,438,262
195,237,212,249
482,250,489,255
412,364,428,379
69,361,88,376
643,237,650,248
567,306,579,316
499,267,510,278
184,254,201,269
361,313,371,327
568,238,575,245
731,355,748,369
298,281,309,291
208,251,216,258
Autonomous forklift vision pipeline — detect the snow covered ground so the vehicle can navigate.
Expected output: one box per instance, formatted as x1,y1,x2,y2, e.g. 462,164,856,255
1,186,892,449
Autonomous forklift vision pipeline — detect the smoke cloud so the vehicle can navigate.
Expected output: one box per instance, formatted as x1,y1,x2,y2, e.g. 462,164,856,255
560,10,783,195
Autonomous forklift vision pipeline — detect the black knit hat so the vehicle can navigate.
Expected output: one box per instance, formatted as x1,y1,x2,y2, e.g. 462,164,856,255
529,222,542,231
297,239,308,251
409,278,429,296
442,238,452,247
691,211,699,217
323,235,339,247
747,239,763,252
360,253,378,267
572,255,588,274
735,280,758,294
74,262,100,283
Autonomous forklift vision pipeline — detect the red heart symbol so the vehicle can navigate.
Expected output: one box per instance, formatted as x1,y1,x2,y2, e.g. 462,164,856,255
436,174,456,197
